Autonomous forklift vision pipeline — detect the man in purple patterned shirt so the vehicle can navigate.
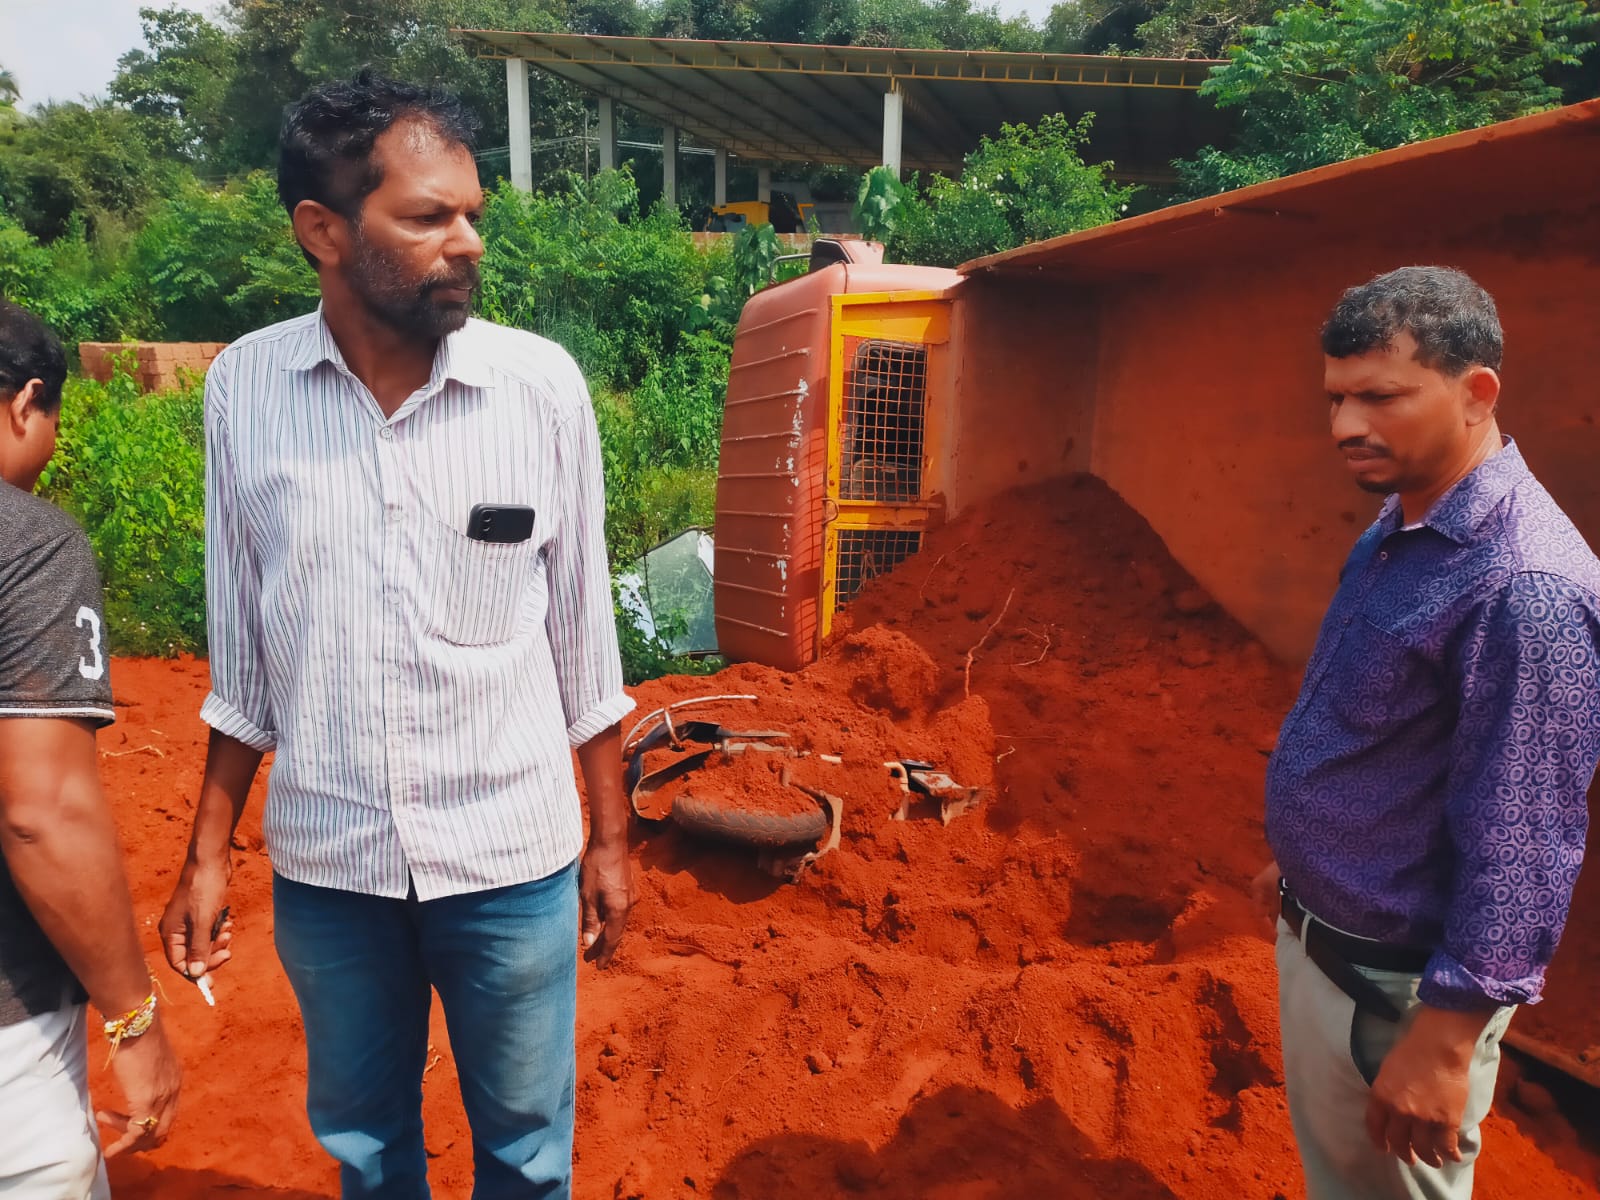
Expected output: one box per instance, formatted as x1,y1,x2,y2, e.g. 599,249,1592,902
1253,267,1600,1199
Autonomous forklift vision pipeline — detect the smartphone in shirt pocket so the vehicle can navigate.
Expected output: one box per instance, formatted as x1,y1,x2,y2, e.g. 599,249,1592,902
467,504,536,545
421,504,542,645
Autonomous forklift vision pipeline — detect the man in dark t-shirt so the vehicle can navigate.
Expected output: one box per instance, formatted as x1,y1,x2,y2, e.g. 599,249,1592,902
0,302,185,1195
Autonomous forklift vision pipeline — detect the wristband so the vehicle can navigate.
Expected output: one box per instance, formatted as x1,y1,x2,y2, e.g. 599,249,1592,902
101,984,157,1061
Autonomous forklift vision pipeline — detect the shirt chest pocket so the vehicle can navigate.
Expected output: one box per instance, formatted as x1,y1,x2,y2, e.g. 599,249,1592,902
418,515,546,646
1324,617,1439,734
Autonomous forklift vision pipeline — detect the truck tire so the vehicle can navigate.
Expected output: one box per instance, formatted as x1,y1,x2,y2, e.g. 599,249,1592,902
670,790,829,849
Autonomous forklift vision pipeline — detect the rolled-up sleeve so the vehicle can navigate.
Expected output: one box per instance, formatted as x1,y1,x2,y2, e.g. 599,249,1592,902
545,369,634,746
1424,573,1600,1009
198,361,277,752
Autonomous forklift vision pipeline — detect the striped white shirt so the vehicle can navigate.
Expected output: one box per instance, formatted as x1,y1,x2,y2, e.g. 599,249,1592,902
201,310,634,900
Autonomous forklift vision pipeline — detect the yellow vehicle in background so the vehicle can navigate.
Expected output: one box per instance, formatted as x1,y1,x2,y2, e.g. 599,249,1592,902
703,192,811,233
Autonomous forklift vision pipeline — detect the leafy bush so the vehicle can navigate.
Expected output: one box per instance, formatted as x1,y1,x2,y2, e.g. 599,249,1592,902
595,367,724,568
477,170,727,390
0,213,153,347
131,171,319,341
2,168,318,348
0,101,176,242
856,114,1135,267
40,366,207,656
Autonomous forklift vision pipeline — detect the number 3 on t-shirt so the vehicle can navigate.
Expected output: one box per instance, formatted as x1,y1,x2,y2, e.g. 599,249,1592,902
75,606,104,681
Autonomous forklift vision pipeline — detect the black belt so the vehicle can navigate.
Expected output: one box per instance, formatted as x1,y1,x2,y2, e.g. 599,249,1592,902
1281,887,1431,1023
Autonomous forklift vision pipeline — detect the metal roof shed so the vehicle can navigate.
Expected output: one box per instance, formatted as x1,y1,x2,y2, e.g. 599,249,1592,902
457,31,1229,200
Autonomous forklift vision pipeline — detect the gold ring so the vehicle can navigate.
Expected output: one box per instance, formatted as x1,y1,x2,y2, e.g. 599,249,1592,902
138,1115,159,1133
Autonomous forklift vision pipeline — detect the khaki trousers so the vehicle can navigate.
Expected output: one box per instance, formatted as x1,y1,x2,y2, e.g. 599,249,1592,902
1276,917,1513,1200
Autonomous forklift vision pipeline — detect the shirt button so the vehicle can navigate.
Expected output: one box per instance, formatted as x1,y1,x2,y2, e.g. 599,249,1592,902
386,666,401,681
379,427,394,441
388,509,404,524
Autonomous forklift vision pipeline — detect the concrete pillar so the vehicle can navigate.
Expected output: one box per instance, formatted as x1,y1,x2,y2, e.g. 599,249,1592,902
714,147,729,206
597,97,617,173
757,166,772,203
662,124,679,207
506,59,532,192
882,83,904,180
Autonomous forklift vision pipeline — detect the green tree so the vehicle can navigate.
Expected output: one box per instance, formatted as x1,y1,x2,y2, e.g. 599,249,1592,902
0,212,153,346
1043,0,1271,56
570,0,649,34
0,67,19,107
1132,0,1276,57
851,0,1043,50
867,112,1133,267
1175,0,1598,198
131,172,320,341
755,0,860,43
0,102,174,241
198,0,584,178
111,7,239,165
653,0,763,39
475,169,724,388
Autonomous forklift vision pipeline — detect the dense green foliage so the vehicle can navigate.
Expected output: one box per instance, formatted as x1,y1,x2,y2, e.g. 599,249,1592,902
1174,0,1597,197
855,114,1135,266
478,171,726,389
1045,0,1277,56
39,369,208,656
133,173,323,342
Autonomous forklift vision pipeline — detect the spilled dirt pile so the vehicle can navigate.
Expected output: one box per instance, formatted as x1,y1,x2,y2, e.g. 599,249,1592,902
95,475,1596,1198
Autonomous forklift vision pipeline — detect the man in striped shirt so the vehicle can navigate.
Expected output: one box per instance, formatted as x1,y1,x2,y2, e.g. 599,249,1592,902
158,73,636,1198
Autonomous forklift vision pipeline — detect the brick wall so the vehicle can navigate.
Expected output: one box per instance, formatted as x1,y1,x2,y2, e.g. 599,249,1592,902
78,342,228,393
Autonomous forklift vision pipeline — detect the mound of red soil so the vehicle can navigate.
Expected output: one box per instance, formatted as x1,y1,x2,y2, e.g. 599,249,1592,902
94,476,1598,1198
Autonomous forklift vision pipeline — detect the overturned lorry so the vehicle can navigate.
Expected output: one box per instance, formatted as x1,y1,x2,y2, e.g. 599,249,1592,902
712,101,1600,1085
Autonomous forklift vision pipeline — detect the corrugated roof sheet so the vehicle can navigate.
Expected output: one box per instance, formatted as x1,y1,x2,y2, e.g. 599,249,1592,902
456,31,1231,182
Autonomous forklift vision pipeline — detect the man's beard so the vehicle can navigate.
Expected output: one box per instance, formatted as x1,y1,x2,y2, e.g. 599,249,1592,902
347,233,479,340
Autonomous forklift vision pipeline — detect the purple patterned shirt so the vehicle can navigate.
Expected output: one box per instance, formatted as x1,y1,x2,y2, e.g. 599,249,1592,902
1267,440,1600,1010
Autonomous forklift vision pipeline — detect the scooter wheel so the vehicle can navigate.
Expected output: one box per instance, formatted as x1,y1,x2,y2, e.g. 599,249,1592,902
670,790,829,849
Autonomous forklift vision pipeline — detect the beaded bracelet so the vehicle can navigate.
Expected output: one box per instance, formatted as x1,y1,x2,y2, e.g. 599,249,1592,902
102,987,157,1061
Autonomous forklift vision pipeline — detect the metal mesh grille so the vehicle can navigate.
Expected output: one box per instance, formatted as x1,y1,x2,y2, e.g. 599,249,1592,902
840,339,926,503
834,529,922,609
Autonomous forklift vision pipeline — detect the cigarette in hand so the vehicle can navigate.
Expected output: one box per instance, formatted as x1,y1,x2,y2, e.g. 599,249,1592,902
195,905,229,1007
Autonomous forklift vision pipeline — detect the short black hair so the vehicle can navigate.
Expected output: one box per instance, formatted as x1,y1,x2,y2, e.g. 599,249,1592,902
278,69,480,264
1321,266,1503,376
0,301,68,417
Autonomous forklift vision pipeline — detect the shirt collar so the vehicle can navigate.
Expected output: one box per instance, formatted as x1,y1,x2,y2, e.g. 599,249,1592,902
281,306,493,392
1379,438,1528,545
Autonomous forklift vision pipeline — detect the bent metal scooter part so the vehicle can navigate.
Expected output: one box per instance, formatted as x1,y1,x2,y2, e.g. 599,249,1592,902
622,697,844,879
885,759,985,825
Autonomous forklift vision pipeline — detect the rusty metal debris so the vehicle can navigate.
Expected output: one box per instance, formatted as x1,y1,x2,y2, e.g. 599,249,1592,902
623,696,842,879
758,784,843,882
885,759,985,825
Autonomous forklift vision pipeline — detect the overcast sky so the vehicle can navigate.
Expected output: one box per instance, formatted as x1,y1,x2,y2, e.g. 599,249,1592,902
2,0,1059,108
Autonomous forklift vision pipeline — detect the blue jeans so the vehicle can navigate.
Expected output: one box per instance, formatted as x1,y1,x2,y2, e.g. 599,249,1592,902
273,862,579,1200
